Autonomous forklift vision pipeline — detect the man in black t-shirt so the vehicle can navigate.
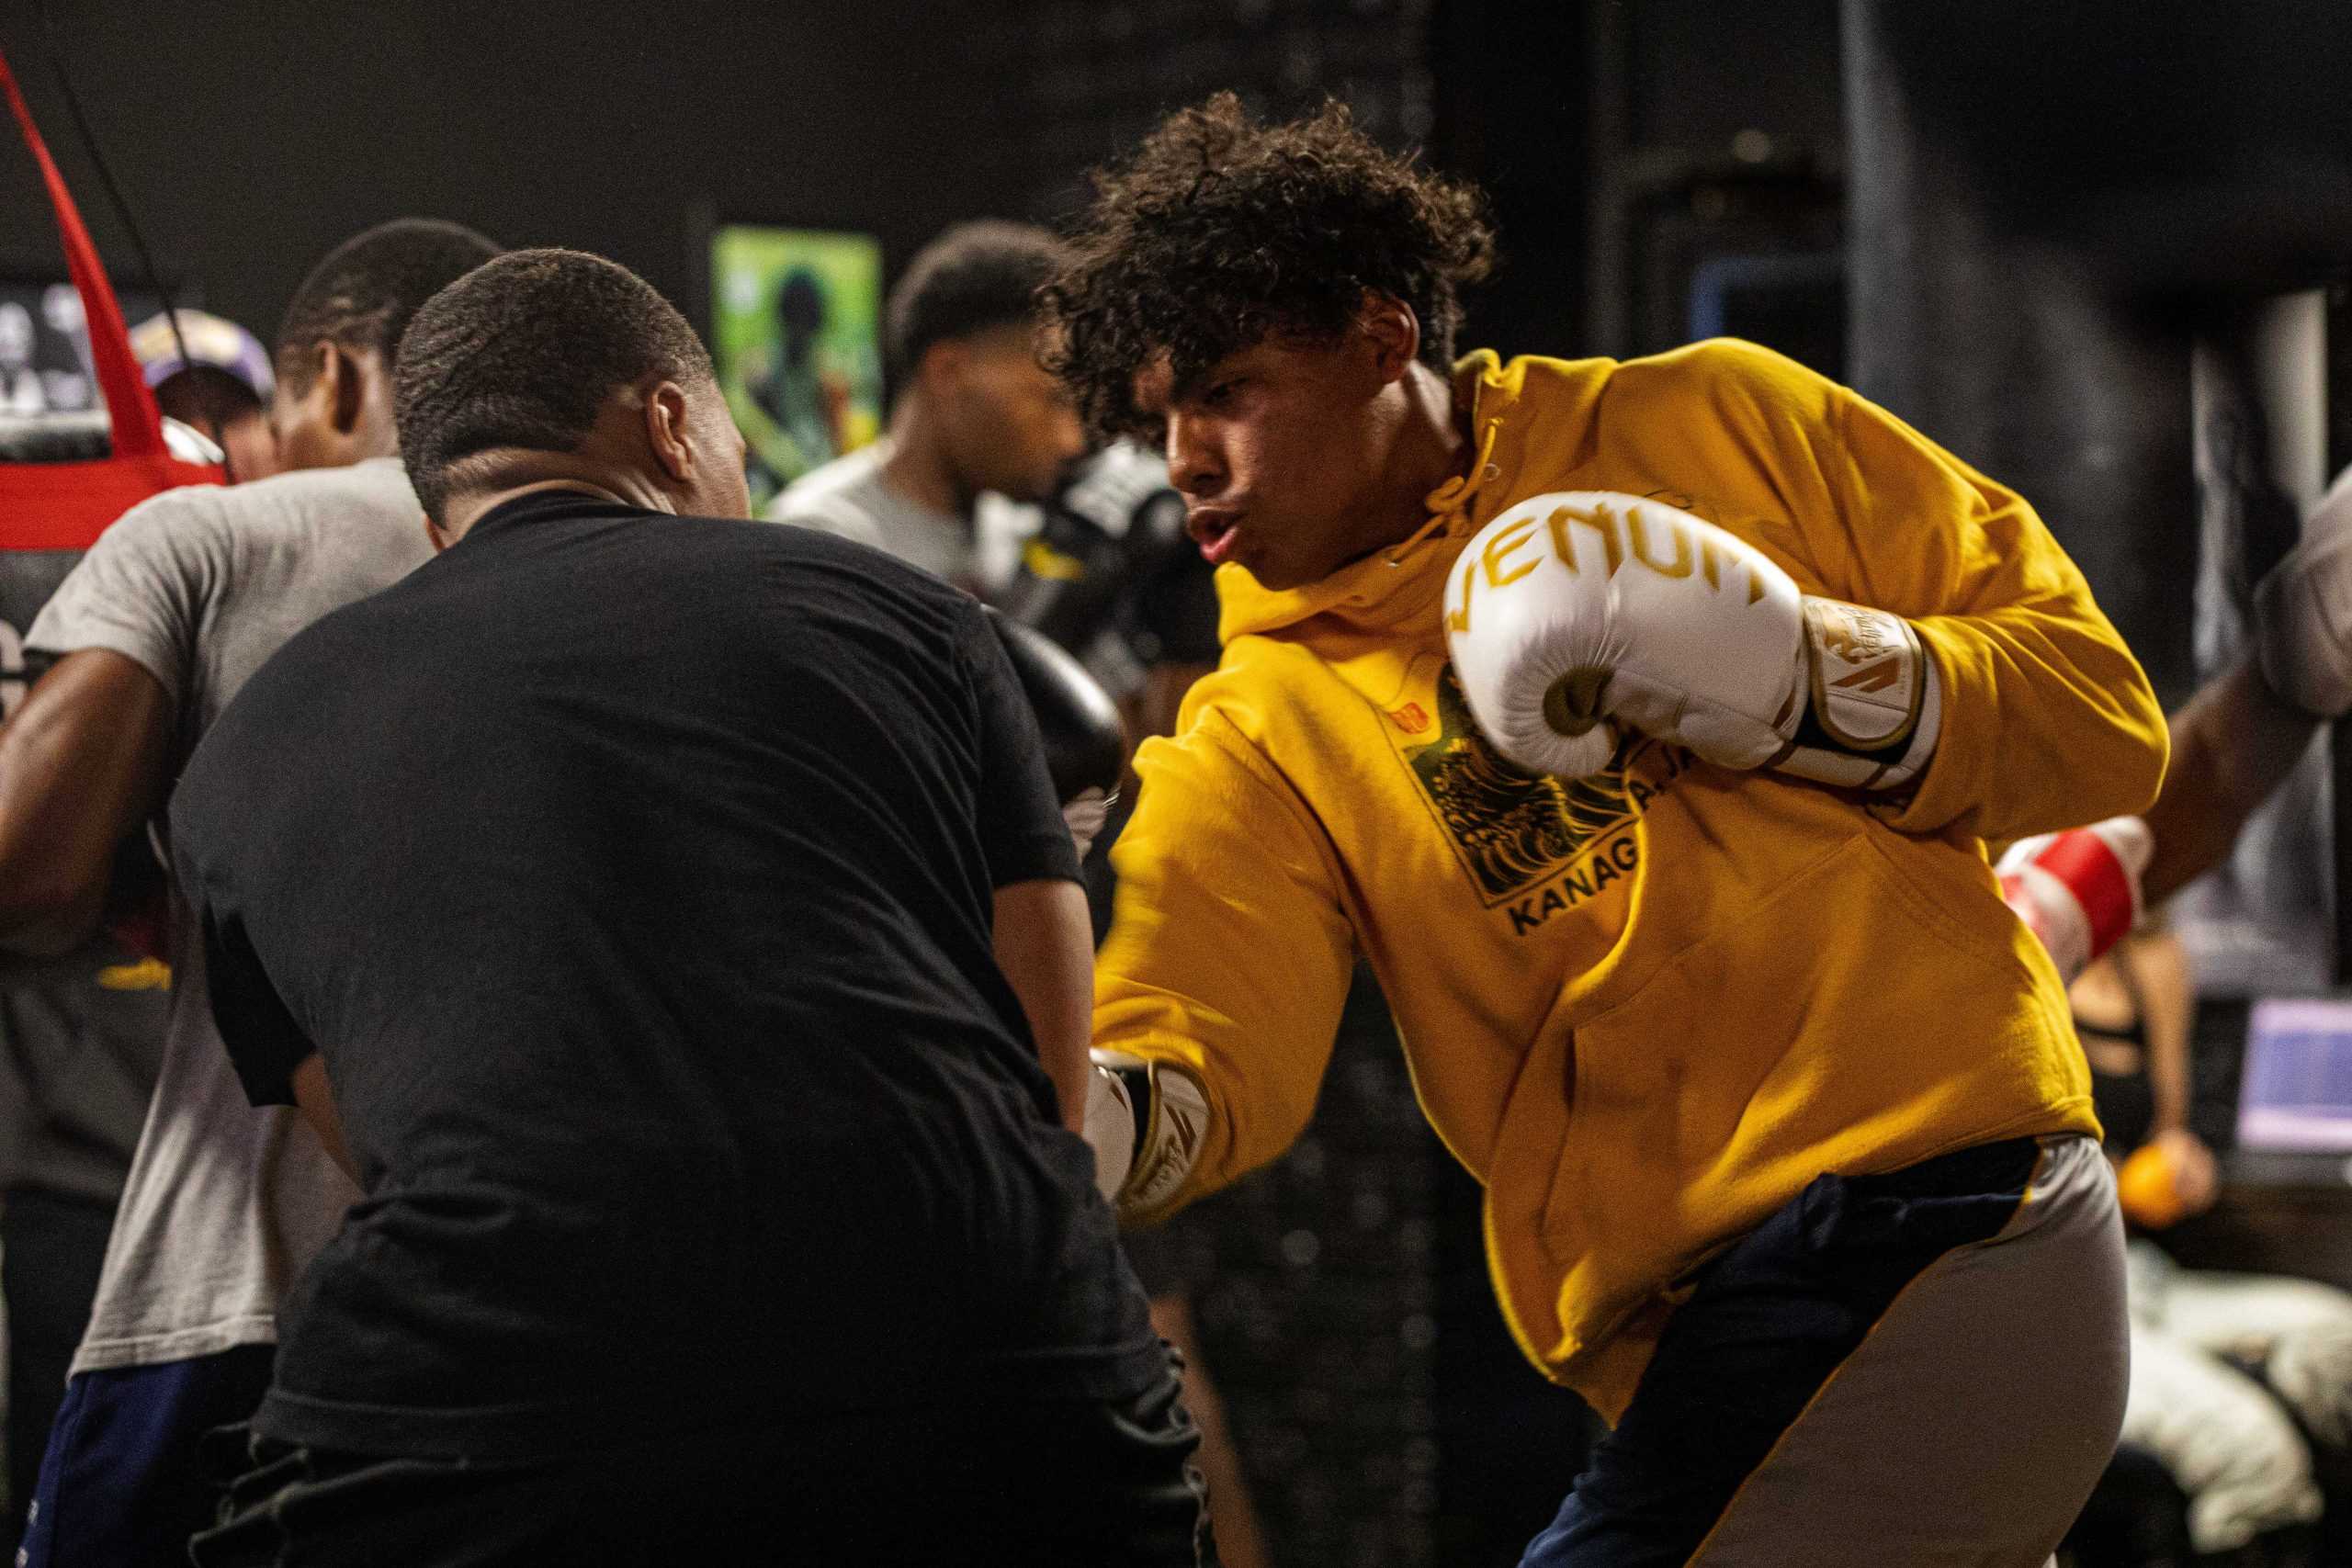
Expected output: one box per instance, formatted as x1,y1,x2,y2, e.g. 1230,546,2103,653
171,249,1196,1567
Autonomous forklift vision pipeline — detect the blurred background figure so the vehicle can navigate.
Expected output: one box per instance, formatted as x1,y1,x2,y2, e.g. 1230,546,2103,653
128,309,277,481
770,220,1083,593
2065,925,2352,1567
772,215,1267,1568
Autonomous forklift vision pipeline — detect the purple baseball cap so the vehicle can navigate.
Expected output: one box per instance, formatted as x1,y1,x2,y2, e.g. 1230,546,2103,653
130,309,275,401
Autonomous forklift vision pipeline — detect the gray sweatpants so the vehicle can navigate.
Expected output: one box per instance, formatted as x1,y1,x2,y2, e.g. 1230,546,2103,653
1523,1134,2126,1568
1691,1135,2126,1566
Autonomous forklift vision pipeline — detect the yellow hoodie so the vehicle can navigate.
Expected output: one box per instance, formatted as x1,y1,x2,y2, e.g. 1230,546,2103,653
1093,339,2167,1422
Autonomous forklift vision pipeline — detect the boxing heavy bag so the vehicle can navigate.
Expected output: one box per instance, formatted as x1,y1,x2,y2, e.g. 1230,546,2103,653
0,42,222,955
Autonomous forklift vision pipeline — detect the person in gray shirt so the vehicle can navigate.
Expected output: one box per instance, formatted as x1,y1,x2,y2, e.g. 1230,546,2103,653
0,218,498,1568
767,220,1084,592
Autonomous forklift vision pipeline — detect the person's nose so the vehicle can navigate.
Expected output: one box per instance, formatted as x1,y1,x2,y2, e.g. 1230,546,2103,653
1165,411,1224,499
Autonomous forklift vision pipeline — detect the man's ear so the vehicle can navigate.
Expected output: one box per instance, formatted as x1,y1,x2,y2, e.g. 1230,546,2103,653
323,344,368,435
917,337,970,399
277,341,334,426
1358,293,1421,384
643,380,695,485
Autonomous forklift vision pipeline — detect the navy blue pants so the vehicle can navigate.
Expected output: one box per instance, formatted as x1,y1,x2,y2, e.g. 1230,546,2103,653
19,1342,277,1568
3,1188,115,1554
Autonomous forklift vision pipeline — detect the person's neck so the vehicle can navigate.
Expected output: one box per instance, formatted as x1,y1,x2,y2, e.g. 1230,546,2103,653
437,454,674,543
1360,360,1476,555
295,423,400,474
876,397,971,519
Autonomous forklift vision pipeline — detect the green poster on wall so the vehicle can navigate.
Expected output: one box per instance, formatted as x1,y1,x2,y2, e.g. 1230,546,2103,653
709,225,883,510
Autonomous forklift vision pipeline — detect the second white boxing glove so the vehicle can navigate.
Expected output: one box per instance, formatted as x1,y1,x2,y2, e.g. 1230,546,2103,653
2254,465,2352,719
1444,491,1940,790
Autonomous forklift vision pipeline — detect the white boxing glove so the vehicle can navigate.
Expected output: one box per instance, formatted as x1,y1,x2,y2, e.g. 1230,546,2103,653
1081,1048,1209,1220
1444,491,1940,790
2254,464,2352,718
1996,816,2151,984
1061,787,1111,862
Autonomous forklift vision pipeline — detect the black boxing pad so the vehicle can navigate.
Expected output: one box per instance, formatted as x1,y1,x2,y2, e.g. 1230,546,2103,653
993,496,1133,655
996,444,1186,664
984,604,1127,803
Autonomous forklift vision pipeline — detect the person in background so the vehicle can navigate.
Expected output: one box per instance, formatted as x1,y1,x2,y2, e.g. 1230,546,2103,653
2066,925,2352,1562
0,219,499,1568
1,309,277,1554
0,917,169,1555
768,220,1084,594
178,246,1196,1566
994,436,1223,757
2003,462,2352,984
129,309,279,482
775,217,1268,1568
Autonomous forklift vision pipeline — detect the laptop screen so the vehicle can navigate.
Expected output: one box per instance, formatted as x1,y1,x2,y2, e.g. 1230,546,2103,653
2237,997,2352,1153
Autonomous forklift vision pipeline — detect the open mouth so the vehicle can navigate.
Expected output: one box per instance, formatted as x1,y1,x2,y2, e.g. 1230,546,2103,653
1189,508,1242,565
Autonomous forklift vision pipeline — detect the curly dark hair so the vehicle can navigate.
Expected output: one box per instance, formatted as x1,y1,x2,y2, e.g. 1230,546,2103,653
1040,94,1496,439
393,248,713,520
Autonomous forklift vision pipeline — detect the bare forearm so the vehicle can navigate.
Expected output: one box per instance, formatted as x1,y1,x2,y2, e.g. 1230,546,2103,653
0,649,171,953
0,879,107,959
2133,933,2197,1134
289,1052,360,1185
2143,658,2323,906
992,878,1096,1136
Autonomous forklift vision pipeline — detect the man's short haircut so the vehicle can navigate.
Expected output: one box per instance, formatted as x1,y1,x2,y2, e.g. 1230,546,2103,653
1040,94,1497,440
887,220,1067,379
393,248,716,519
274,219,500,393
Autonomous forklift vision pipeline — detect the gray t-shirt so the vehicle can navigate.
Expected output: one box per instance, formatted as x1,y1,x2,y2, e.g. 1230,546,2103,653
765,442,978,591
26,456,434,1372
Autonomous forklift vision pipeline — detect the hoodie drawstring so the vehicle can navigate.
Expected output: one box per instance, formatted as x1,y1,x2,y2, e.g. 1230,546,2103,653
1391,418,1500,567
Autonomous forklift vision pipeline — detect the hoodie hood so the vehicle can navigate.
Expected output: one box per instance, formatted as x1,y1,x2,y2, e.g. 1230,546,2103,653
1213,350,1606,647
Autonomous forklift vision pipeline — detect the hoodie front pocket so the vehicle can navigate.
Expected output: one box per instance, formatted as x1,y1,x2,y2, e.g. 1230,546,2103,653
1539,829,2027,1260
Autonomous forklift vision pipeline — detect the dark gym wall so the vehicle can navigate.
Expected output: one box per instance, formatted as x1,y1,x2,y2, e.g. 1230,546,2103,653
1582,0,1844,367
1426,0,1584,361
0,1,1008,350
1845,0,2352,707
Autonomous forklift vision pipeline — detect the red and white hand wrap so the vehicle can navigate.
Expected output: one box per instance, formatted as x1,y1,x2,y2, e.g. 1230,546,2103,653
1996,816,2151,985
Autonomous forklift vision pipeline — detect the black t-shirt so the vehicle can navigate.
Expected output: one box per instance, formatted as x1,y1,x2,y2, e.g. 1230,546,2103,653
170,491,1162,1461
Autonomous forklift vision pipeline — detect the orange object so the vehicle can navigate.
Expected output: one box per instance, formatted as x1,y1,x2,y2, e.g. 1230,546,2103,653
2117,1141,2187,1229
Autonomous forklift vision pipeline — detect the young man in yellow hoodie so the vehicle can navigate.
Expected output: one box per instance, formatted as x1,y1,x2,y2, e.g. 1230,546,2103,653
1047,96,2169,1566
